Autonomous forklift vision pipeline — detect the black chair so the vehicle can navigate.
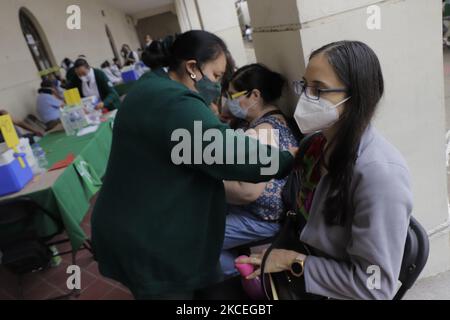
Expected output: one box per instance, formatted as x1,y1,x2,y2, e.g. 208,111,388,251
394,216,429,300
0,197,92,299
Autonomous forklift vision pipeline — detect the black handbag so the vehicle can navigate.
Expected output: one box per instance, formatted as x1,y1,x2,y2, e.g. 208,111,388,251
260,133,325,300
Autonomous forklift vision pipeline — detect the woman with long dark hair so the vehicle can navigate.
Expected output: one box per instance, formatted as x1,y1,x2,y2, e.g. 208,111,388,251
237,41,413,300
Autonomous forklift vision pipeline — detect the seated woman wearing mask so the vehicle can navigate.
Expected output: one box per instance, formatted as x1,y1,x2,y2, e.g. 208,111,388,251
237,41,413,300
220,64,299,277
36,79,64,130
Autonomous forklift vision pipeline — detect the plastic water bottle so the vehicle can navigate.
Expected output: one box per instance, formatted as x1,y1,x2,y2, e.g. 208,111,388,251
32,144,48,171
235,255,266,300
49,245,62,268
60,109,76,136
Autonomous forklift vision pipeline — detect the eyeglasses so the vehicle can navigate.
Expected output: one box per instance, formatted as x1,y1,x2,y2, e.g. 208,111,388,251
293,80,348,101
226,90,249,100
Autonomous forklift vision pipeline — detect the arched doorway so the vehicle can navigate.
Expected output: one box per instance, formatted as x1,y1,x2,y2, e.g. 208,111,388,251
106,25,120,62
19,7,56,75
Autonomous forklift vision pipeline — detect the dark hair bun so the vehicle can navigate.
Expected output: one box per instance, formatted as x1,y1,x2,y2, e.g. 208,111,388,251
142,40,169,69
168,30,227,71
231,63,286,104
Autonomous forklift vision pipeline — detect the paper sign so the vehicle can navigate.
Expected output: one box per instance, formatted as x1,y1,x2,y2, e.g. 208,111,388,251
0,114,25,168
64,88,82,106
0,114,20,148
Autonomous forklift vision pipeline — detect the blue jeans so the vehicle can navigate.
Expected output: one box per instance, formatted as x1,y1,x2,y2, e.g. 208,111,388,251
220,207,280,277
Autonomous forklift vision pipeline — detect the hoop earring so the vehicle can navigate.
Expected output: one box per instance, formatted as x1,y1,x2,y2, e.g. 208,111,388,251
190,73,197,80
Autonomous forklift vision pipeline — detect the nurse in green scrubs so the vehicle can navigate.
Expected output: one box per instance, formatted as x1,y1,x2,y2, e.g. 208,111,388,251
66,59,121,111
91,30,295,300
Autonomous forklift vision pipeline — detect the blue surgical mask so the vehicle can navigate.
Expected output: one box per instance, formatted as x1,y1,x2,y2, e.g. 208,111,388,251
225,98,257,120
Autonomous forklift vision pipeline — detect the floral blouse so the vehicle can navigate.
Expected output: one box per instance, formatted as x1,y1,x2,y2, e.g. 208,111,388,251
240,115,299,221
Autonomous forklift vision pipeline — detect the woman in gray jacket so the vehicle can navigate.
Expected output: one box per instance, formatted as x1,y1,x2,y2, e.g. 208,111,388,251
237,41,413,300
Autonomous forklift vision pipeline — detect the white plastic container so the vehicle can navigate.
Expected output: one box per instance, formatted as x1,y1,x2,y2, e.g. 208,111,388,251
0,149,14,166
60,105,88,136
0,138,38,173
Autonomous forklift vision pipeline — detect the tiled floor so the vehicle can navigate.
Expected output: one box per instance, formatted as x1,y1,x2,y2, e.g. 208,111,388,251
0,205,134,300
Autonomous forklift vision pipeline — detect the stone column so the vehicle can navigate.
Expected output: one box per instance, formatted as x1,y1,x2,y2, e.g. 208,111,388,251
175,0,248,67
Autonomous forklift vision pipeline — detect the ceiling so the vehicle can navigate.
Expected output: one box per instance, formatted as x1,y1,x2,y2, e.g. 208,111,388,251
103,0,174,15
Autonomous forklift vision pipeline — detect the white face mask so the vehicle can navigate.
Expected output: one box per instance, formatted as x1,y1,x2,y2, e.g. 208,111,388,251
294,94,351,134
80,68,94,83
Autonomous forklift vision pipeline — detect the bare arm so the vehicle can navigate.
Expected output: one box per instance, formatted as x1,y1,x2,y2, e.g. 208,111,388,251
224,122,279,205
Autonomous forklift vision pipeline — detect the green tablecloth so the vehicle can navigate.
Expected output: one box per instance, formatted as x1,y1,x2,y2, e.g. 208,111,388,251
16,122,113,251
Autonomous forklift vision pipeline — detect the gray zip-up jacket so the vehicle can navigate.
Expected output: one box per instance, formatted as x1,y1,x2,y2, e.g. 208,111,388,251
301,125,413,300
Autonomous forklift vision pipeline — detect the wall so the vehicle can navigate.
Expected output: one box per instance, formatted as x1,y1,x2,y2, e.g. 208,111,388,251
132,3,176,21
175,0,202,32
175,0,248,68
196,0,247,67
136,12,181,46
0,0,140,119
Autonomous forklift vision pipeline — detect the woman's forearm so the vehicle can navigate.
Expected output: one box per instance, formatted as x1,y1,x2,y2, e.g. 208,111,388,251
224,180,267,205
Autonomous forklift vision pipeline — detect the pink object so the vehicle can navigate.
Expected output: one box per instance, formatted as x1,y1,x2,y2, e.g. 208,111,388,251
235,259,254,277
235,255,265,300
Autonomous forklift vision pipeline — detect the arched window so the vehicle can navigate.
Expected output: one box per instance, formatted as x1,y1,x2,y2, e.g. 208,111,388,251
19,7,56,75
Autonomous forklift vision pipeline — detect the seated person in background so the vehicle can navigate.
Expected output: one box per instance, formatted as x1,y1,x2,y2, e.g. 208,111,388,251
101,61,123,85
112,58,122,72
110,58,122,78
0,110,43,143
121,44,139,66
36,79,64,130
220,64,299,277
46,73,65,100
61,57,74,72
66,58,121,111
144,34,153,48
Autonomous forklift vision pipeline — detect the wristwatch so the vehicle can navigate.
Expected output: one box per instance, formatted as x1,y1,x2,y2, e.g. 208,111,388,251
290,255,306,277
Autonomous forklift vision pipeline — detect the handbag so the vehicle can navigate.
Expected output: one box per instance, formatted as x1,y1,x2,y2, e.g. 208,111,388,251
260,133,325,300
